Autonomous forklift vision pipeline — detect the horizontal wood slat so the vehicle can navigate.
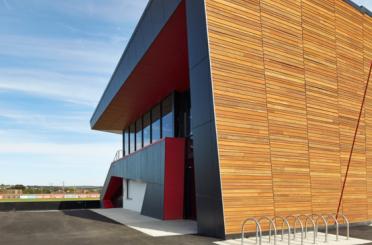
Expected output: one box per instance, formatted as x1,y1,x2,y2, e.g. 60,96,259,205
205,0,372,234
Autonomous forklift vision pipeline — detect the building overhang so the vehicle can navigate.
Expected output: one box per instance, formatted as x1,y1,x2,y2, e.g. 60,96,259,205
90,0,189,133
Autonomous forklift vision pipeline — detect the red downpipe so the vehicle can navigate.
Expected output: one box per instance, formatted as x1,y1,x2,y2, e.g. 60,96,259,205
336,61,372,219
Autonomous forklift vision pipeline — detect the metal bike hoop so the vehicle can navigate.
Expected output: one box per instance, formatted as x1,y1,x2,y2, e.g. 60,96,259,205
286,215,304,245
241,217,263,245
333,213,349,240
272,216,291,245
325,214,339,241
258,216,277,245
298,215,316,244
314,215,328,243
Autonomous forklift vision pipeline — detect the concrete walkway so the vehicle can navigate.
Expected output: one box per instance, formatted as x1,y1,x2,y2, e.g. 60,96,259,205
92,208,197,237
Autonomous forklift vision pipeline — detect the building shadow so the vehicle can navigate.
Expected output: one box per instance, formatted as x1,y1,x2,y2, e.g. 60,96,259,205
62,209,121,225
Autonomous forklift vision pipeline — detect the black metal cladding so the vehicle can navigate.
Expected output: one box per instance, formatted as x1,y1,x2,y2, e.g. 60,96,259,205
185,0,225,239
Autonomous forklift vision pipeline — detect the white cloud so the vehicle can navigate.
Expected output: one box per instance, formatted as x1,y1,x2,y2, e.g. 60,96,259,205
0,107,91,133
0,141,120,186
51,0,149,24
0,68,109,106
0,141,117,158
0,34,124,74
0,33,128,106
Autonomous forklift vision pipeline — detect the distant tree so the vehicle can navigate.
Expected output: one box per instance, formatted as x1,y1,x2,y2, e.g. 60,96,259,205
13,185,25,190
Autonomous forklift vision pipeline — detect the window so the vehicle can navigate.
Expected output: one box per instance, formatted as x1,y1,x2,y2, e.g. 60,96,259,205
143,112,151,147
126,179,132,200
127,129,130,155
162,95,174,138
123,129,129,156
124,94,176,154
129,123,135,154
136,118,143,150
152,104,161,142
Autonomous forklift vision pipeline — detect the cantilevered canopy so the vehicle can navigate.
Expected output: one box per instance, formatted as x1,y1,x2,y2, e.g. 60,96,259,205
90,1,189,133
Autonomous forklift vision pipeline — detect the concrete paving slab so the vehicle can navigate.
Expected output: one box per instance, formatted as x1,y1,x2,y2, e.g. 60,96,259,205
92,208,198,237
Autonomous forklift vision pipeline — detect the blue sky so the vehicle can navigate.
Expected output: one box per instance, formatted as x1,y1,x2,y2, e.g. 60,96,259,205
0,0,148,186
0,0,370,186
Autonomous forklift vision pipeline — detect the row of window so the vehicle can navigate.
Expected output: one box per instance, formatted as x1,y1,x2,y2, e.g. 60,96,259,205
123,95,174,156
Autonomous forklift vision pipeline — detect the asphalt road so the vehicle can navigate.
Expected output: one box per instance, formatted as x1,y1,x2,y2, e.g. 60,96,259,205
2,210,372,245
0,210,215,245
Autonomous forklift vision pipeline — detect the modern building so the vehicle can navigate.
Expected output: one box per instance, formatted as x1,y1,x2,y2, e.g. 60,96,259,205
91,0,372,238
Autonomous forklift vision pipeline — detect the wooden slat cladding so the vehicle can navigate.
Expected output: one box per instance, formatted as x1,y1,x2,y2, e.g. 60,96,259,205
335,1,367,222
364,15,372,220
302,0,341,215
260,0,312,217
205,0,372,234
205,0,275,234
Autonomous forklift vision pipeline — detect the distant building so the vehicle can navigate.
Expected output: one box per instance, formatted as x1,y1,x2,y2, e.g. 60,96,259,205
91,0,372,238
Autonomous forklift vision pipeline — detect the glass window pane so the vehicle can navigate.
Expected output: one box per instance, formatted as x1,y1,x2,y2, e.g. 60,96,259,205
143,112,151,146
129,123,135,153
152,104,161,142
123,129,129,156
136,119,142,150
127,129,130,155
162,95,174,138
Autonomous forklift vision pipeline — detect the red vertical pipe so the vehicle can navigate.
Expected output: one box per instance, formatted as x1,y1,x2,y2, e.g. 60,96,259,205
336,62,372,219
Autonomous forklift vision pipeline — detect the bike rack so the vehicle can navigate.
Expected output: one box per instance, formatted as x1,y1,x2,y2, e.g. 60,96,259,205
272,216,291,245
298,215,316,244
241,217,262,245
258,216,277,245
325,214,339,241
241,213,349,244
286,215,304,245
313,215,328,243
333,213,350,240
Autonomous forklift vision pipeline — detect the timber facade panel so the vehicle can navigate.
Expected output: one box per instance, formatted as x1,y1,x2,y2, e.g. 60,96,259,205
205,0,372,234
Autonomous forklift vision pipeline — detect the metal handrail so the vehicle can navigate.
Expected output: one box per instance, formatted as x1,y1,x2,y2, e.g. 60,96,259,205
286,215,304,245
325,214,339,241
112,149,123,162
333,213,349,240
258,216,277,244
272,216,291,245
298,215,316,244
314,215,328,242
241,217,262,245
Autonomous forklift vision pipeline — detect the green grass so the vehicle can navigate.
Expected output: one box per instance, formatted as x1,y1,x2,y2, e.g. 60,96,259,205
0,197,99,203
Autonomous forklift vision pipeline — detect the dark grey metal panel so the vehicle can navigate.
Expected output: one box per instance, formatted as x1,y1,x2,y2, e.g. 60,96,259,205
90,0,182,128
101,140,165,219
141,183,164,219
185,0,225,239
184,1,210,69
101,140,167,220
101,140,166,203
189,57,214,129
